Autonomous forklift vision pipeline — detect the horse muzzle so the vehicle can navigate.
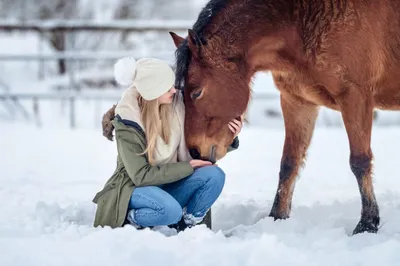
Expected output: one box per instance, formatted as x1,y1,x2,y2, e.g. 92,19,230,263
189,145,217,164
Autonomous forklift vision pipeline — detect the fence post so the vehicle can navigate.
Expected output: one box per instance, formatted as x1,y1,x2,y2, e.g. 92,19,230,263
69,96,76,129
38,31,45,80
33,96,41,127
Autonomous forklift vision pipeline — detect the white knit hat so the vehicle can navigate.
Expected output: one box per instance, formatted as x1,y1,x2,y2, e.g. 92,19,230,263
114,57,175,101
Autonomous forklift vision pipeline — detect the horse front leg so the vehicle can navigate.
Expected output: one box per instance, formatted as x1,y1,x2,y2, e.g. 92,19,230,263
269,94,319,220
337,90,379,234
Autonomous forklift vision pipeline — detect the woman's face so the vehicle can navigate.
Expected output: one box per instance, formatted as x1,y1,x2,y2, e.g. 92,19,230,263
158,86,177,104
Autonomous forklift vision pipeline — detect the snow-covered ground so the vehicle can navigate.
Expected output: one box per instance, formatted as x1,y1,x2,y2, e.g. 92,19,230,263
2,123,400,266
1,9,400,264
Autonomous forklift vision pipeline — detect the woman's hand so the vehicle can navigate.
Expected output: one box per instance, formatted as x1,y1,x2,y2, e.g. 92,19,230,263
228,118,243,138
189,159,212,169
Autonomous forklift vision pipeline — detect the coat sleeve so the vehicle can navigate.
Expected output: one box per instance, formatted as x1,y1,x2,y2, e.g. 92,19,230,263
115,124,194,187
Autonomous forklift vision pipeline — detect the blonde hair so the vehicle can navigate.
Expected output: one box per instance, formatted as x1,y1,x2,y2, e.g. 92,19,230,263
137,95,173,165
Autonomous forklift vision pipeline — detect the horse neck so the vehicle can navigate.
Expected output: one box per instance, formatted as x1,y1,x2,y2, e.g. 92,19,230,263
242,1,321,77
205,0,300,77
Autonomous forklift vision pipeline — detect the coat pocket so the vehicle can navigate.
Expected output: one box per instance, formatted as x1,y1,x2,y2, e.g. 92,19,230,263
92,183,117,203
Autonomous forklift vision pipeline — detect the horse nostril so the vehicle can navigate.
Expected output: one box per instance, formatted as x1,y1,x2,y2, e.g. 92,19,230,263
189,148,201,159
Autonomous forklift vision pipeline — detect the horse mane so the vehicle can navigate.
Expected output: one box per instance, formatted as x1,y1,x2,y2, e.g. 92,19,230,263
192,0,229,41
174,39,190,90
174,0,230,90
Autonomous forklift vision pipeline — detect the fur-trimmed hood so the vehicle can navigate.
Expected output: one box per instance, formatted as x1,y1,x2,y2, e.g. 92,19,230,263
102,87,192,163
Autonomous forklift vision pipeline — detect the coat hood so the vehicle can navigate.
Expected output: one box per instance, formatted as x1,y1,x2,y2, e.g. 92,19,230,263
101,87,192,162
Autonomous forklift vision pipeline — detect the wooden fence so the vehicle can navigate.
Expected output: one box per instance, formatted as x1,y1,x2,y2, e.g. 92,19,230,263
0,19,193,125
0,92,279,129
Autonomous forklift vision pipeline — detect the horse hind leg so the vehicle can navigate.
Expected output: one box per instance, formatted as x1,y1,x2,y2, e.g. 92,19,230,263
350,151,379,234
338,89,379,234
269,94,319,220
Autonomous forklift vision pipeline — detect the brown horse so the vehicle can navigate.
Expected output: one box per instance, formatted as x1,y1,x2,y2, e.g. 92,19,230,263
169,0,400,235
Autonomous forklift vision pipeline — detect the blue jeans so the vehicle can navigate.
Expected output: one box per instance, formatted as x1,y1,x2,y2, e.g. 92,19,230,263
126,165,225,227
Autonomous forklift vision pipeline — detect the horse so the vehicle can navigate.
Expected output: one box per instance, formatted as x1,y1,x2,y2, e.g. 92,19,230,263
168,0,400,235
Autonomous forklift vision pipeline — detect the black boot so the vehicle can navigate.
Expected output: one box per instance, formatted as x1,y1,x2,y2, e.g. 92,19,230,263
168,217,191,232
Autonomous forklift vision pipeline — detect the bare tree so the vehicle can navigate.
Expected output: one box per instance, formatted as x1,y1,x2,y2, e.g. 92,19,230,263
37,0,80,75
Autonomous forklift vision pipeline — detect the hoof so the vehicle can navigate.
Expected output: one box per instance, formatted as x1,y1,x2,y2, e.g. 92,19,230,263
352,217,380,235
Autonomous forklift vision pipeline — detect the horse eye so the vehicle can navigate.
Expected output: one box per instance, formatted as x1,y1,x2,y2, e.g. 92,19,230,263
191,89,203,100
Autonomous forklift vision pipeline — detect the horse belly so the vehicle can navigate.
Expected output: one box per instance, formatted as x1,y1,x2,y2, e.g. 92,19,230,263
298,85,340,111
272,72,340,110
373,86,400,110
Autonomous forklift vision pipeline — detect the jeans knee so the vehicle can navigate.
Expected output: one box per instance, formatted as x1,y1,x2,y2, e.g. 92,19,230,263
206,166,226,191
162,199,182,225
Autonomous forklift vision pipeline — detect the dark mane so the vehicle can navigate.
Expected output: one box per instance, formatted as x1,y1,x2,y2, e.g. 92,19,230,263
174,0,230,90
192,0,229,41
174,38,190,90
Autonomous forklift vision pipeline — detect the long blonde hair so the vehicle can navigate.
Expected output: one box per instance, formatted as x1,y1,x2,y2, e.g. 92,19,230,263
137,95,173,165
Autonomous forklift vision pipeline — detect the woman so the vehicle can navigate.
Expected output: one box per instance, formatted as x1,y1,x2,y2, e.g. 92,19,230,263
92,57,242,232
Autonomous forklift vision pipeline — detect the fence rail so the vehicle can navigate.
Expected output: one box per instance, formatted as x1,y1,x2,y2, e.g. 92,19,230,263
0,92,122,100
0,92,279,129
0,51,171,61
0,19,193,32
0,92,120,128
0,19,281,129
0,19,189,88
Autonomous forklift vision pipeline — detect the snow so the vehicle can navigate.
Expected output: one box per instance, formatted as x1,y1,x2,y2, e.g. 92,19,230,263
2,2,400,263
2,123,400,265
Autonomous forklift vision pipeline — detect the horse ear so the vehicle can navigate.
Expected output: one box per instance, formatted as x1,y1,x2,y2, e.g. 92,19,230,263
169,31,185,48
188,29,199,59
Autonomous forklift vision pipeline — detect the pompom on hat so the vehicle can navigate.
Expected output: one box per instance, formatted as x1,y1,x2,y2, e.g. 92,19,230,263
114,57,175,101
